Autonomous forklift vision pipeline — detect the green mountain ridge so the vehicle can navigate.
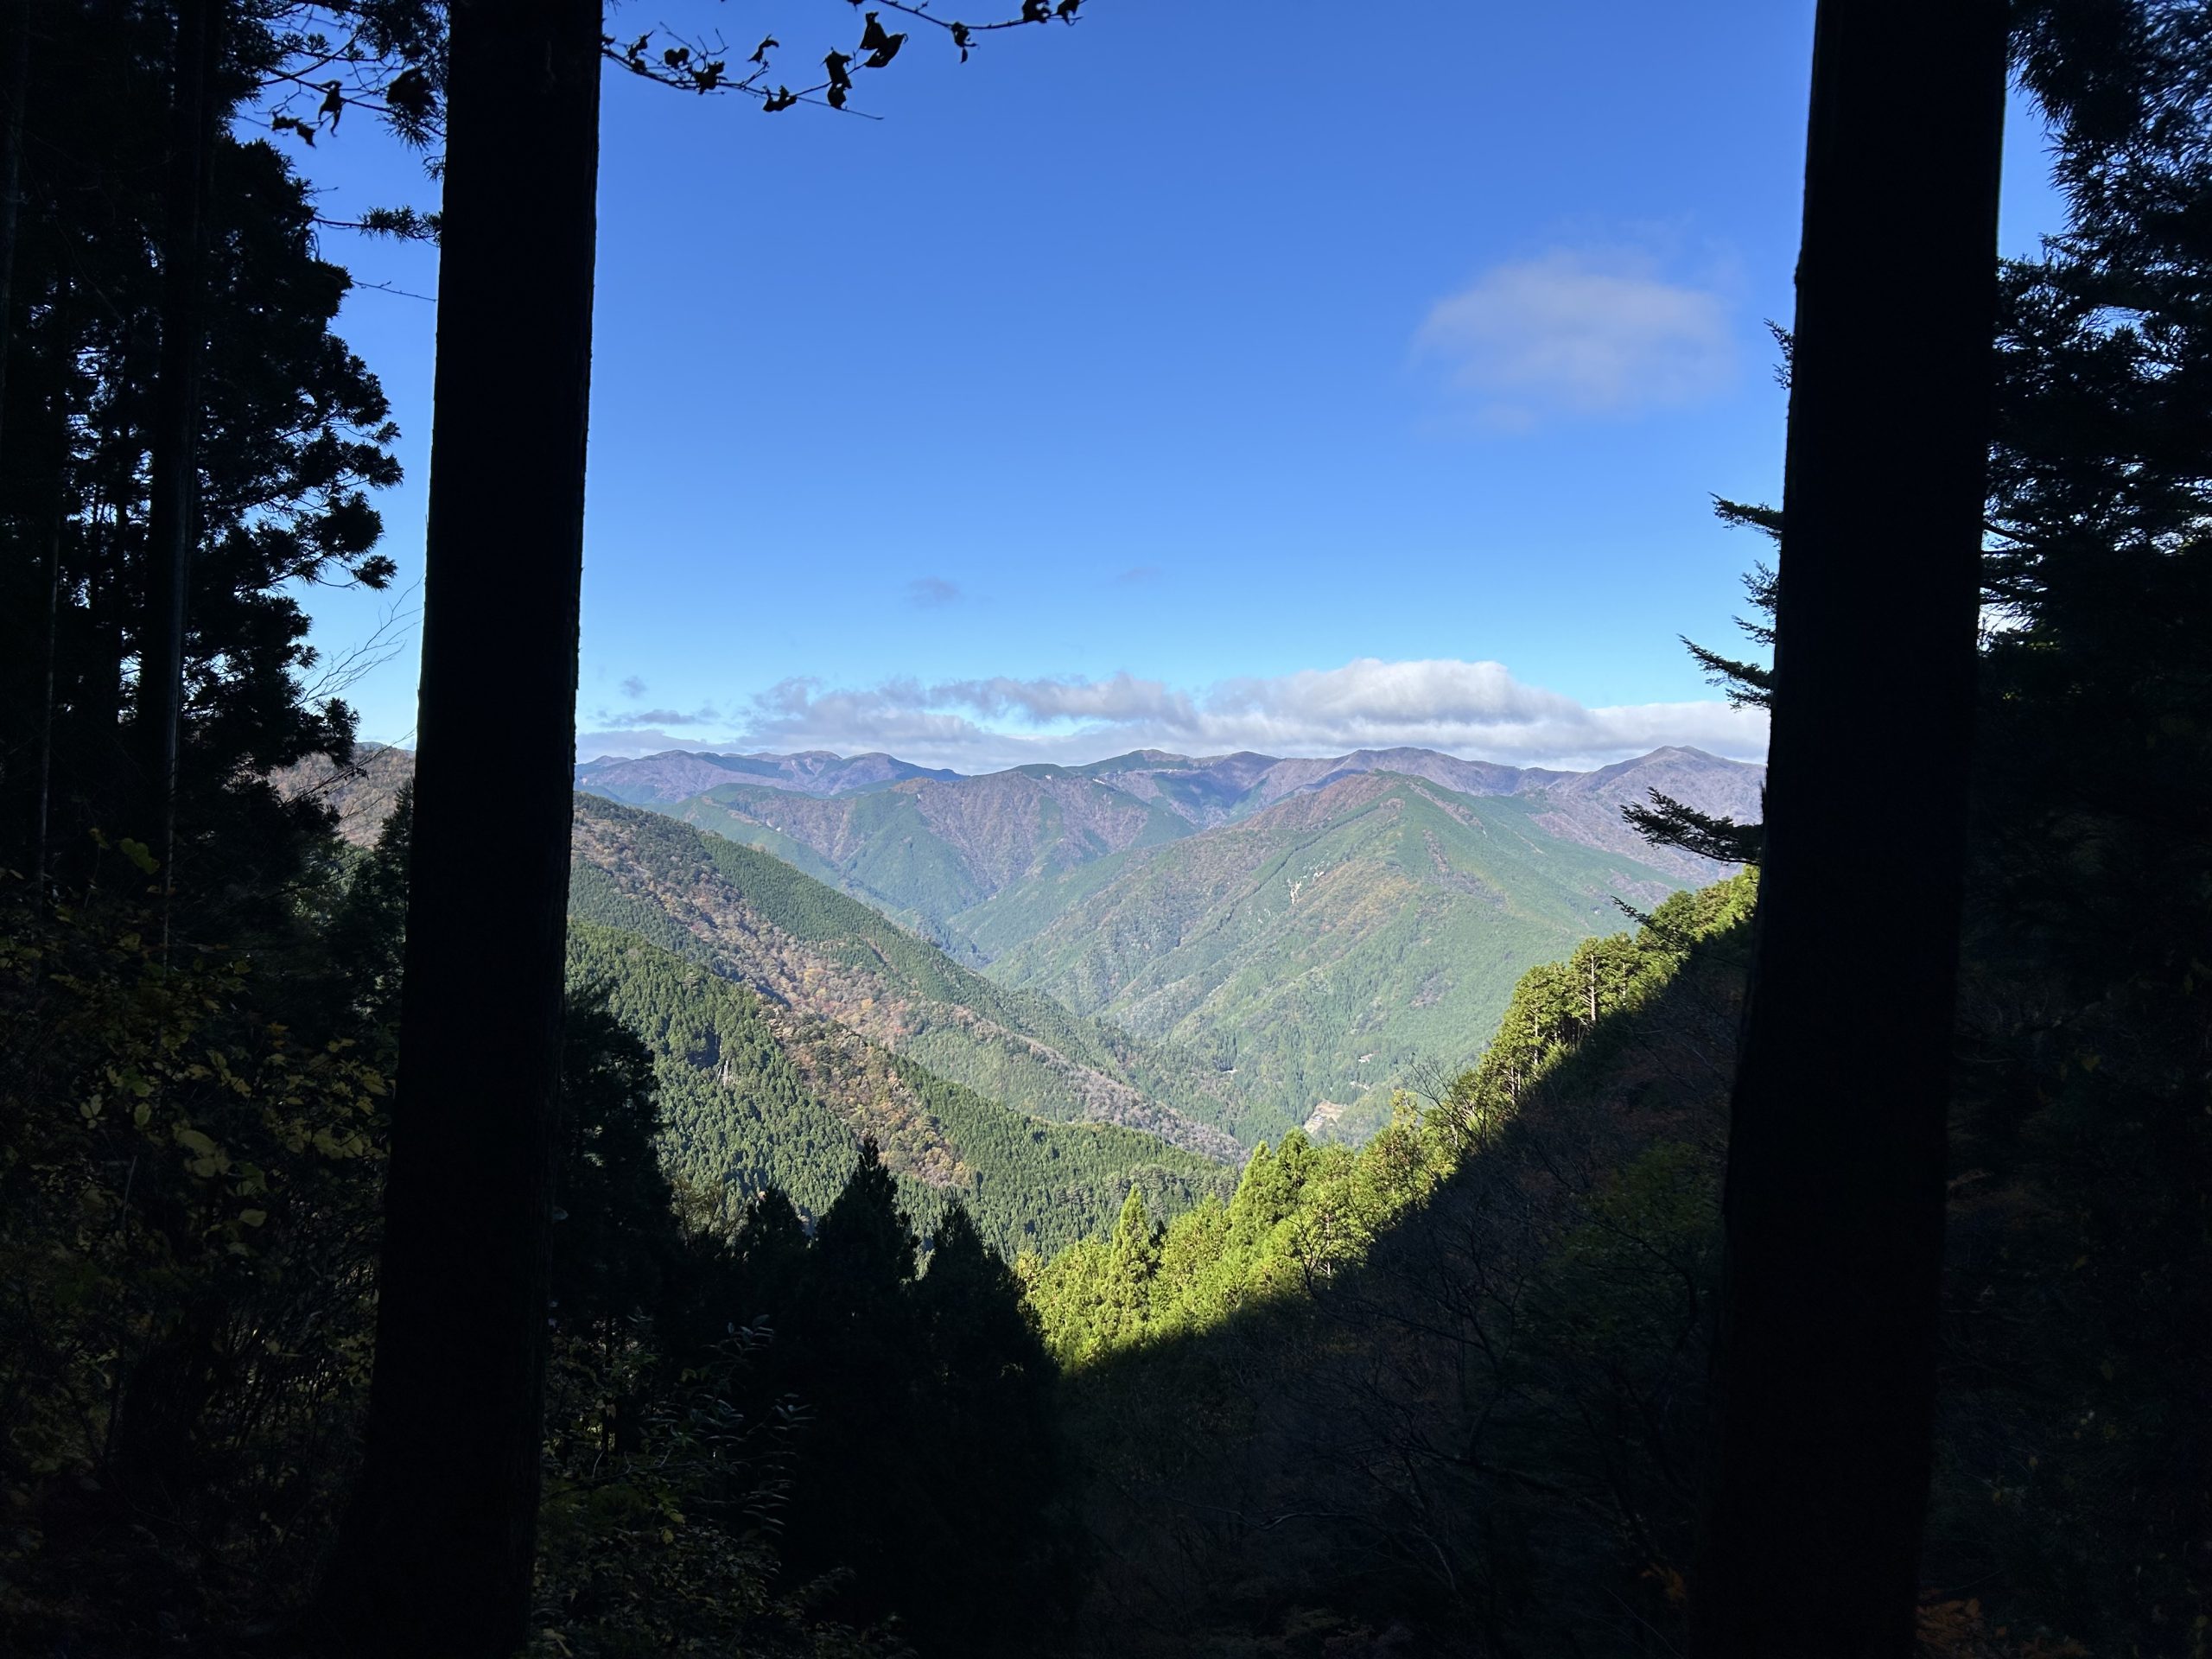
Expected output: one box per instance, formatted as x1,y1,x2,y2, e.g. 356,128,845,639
988,772,1690,1144
666,767,1194,957
572,753,1741,1147
568,793,1246,1160
565,920,1228,1257
582,744,1759,957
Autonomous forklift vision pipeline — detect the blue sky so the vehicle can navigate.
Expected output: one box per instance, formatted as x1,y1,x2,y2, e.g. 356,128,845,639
289,0,2067,772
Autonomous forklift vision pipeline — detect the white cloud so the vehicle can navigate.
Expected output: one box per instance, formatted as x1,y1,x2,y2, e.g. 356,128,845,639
906,575,961,608
577,726,730,760
686,658,1767,773
1418,249,1734,424
584,702,721,732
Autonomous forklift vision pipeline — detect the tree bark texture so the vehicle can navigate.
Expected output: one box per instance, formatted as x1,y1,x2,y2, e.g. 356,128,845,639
138,0,219,860
1691,3,2006,1655
319,1,602,1651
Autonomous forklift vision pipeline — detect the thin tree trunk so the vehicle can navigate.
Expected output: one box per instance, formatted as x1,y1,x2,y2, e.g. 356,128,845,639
0,0,32,457
1690,4,2006,1655
33,283,70,895
318,0,603,1650
138,0,219,866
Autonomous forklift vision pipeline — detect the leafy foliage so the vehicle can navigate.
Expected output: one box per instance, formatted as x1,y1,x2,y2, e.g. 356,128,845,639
0,864,388,1648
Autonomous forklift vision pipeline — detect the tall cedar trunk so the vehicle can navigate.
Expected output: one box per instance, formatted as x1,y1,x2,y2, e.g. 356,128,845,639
138,0,219,861
317,2,602,1651
1689,3,2006,1653
32,279,71,893
0,0,31,455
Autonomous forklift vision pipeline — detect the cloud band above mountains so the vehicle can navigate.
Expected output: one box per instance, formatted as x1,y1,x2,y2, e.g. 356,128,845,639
578,658,1768,773
1419,248,1735,427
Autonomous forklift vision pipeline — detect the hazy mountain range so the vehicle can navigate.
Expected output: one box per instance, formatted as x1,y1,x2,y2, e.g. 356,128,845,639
288,741,1760,1171
576,742,1761,894
567,743,1761,1143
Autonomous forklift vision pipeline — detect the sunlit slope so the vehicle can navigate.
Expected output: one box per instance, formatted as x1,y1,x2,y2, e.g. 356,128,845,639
566,920,1226,1256
567,794,1244,1158
985,773,1688,1143
665,769,1194,945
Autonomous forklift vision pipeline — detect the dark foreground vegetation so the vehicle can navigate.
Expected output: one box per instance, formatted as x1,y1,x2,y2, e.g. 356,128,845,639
3,0,2209,1654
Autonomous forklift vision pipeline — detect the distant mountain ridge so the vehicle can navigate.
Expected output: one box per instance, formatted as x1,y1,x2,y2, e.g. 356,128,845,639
568,747,1758,1146
279,741,1764,1156
580,744,1762,929
576,742,1759,827
575,748,959,804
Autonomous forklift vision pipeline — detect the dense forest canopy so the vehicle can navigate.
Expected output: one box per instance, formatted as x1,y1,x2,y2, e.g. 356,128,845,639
2,0,2208,1655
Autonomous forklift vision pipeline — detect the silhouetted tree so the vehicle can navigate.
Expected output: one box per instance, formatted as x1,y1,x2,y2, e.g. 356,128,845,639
139,0,224,874
776,1138,930,1625
1690,2,2008,1653
0,3,400,920
316,0,604,1649
1625,509,1773,867
329,9,1115,1643
909,1199,1070,1652
551,990,684,1332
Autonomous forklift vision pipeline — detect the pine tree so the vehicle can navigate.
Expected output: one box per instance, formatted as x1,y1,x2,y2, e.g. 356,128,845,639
551,991,683,1333
1101,1184,1163,1344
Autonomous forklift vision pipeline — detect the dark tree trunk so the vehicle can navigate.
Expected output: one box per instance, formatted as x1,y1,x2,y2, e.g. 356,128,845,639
138,0,220,861
0,0,32,455
318,1,602,1651
1690,4,2006,1655
32,287,70,894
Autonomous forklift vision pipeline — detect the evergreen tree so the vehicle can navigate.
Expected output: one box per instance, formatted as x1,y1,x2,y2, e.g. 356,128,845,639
1624,506,1773,866
551,990,685,1334
1692,2,2009,1651
0,2,402,921
773,1139,932,1630
909,1201,1071,1653
1100,1184,1163,1344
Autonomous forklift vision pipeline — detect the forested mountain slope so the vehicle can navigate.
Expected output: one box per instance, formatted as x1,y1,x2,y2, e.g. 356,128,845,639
665,765,1192,950
271,742,418,849
988,773,1688,1144
568,793,1246,1156
1026,876,1758,1655
566,921,1226,1255
287,750,1745,1150
1025,863,2161,1659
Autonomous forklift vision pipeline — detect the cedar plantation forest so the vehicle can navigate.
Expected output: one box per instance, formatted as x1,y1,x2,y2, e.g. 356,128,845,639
0,2,2206,1656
